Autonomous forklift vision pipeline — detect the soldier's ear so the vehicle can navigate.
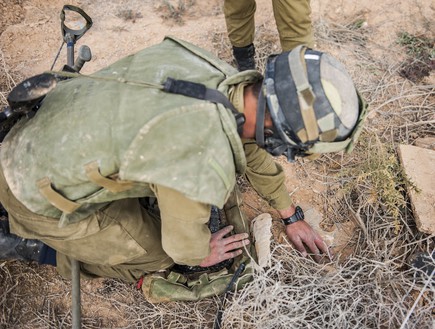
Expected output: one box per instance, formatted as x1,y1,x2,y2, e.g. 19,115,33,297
264,110,273,129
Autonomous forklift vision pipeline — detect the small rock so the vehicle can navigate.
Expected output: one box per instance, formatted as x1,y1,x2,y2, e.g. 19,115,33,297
414,136,435,151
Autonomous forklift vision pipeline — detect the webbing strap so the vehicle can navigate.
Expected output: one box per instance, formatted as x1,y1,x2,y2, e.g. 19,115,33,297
84,161,133,193
320,129,338,142
255,87,266,147
37,177,80,214
288,46,319,142
163,78,245,136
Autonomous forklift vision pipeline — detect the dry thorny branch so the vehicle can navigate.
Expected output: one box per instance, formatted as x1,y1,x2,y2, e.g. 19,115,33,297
0,49,18,106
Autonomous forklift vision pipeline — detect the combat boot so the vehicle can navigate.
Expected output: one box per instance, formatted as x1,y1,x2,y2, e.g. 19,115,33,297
232,44,256,71
0,217,44,262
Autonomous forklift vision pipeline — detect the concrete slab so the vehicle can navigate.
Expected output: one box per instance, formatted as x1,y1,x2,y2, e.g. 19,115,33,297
398,144,435,235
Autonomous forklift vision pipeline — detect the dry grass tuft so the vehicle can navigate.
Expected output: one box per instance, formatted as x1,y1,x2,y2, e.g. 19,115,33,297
0,49,19,107
315,15,369,47
339,133,412,221
155,0,196,25
116,9,143,23
224,242,434,329
397,32,434,83
252,24,281,73
210,29,234,67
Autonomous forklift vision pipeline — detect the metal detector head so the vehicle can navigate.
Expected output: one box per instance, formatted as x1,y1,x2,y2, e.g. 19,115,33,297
7,73,58,113
61,5,93,44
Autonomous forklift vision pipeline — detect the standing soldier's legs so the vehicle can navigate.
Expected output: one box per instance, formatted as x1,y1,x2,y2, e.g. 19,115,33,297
224,0,256,47
272,0,314,51
223,0,257,70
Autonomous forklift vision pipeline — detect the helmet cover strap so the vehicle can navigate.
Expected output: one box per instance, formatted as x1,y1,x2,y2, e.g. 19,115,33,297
255,86,267,147
288,46,319,142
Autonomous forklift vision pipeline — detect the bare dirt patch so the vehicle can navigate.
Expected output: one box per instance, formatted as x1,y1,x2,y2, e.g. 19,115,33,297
0,0,25,36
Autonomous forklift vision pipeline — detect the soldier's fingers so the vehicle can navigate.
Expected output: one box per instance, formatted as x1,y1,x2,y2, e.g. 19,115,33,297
305,238,320,254
214,225,234,239
224,239,250,252
292,237,308,258
315,239,334,261
306,242,321,263
224,232,249,244
221,249,243,261
315,238,329,256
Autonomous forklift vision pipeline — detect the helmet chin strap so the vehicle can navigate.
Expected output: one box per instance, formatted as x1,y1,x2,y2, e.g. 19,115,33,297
266,139,308,162
256,86,307,162
255,87,266,147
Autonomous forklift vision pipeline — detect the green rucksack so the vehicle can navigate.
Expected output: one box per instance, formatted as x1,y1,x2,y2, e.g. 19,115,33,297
1,36,256,226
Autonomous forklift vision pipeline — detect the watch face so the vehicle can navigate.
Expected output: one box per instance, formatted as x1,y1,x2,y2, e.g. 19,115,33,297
295,206,304,220
282,206,304,225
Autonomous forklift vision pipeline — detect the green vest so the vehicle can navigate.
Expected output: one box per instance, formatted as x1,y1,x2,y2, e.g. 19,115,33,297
1,37,251,226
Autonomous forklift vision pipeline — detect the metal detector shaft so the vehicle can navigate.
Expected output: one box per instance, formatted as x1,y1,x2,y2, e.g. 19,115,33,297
68,43,82,329
65,29,82,329
66,34,75,67
68,57,81,328
71,259,81,329
59,6,92,328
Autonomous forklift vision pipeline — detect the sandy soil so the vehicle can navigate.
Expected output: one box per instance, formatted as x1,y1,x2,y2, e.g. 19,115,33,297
1,0,433,76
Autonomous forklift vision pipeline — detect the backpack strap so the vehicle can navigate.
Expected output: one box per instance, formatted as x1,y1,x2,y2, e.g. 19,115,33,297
163,78,245,136
84,161,133,193
36,177,81,214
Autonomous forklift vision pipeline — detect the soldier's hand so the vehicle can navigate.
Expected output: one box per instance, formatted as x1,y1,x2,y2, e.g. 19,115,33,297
285,220,332,263
200,225,250,267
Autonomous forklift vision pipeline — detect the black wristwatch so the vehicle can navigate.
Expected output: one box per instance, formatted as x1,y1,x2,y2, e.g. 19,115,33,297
282,206,304,225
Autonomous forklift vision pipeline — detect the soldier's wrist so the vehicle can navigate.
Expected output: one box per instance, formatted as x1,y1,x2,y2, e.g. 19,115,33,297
282,206,304,225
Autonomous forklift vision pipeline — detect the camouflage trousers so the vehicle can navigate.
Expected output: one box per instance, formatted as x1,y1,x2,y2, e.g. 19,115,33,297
0,164,251,284
0,165,175,282
224,0,314,51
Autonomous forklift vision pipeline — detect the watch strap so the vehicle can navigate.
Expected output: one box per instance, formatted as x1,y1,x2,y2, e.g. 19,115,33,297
282,206,304,225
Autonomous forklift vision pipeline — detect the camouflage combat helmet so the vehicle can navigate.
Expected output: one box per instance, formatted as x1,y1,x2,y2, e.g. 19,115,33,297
256,45,367,161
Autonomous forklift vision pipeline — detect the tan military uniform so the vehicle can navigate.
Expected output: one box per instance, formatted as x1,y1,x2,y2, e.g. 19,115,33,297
0,37,291,282
224,0,314,51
